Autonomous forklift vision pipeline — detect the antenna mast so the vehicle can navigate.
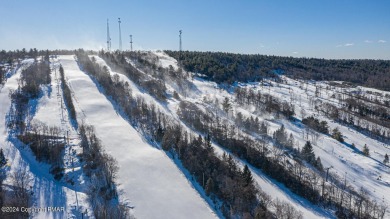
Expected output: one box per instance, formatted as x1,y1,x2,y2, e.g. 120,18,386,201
179,30,182,60
179,30,182,52
106,19,111,51
118,18,122,51
130,35,133,52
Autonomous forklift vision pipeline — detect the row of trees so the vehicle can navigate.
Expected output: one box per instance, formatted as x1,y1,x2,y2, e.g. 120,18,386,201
161,126,271,217
76,50,274,218
302,116,329,134
79,124,131,219
165,50,390,91
123,51,194,97
7,60,51,132
59,65,77,122
319,102,390,142
18,123,65,180
0,65,4,85
343,98,390,129
235,87,295,118
98,51,167,102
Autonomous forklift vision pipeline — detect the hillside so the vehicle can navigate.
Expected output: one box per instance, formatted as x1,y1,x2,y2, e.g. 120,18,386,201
0,50,389,219
165,50,390,91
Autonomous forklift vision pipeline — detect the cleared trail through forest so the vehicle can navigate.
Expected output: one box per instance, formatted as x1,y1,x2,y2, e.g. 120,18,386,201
59,55,216,219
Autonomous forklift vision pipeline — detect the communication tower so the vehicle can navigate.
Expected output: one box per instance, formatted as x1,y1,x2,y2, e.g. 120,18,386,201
106,19,111,51
130,35,133,52
118,18,122,51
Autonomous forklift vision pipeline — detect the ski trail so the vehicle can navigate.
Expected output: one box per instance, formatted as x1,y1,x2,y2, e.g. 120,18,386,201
0,60,91,219
59,55,217,219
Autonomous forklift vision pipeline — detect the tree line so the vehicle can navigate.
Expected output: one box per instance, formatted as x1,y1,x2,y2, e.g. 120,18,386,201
59,65,77,123
98,51,167,102
79,124,131,219
235,87,294,119
165,50,390,91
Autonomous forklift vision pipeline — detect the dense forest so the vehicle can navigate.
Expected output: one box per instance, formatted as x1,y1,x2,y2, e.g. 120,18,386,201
165,51,390,91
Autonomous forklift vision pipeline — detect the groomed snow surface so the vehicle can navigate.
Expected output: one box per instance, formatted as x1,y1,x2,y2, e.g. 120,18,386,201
59,55,216,219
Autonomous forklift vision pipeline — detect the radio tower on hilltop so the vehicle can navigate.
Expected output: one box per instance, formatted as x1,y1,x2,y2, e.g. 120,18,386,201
179,30,182,52
118,18,122,51
129,35,133,52
106,19,111,51
179,30,182,60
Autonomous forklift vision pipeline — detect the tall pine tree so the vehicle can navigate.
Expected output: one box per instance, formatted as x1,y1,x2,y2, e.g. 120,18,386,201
301,141,315,164
0,149,6,167
242,164,254,186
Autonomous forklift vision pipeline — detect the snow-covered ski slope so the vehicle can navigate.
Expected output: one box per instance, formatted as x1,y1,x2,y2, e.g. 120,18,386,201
58,55,216,219
152,52,334,219
252,77,390,205
0,60,91,219
135,51,389,218
98,51,332,218
183,75,390,217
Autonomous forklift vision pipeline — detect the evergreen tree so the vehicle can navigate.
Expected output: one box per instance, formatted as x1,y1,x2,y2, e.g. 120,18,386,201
315,157,323,171
287,133,295,148
204,134,213,152
301,141,316,164
241,165,254,186
173,91,180,100
44,50,50,62
363,144,370,156
260,122,268,135
383,154,389,164
273,125,288,146
331,127,344,142
205,178,214,195
222,97,231,113
0,149,6,167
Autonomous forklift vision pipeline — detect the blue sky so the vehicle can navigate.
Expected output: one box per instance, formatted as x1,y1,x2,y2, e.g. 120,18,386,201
0,0,389,59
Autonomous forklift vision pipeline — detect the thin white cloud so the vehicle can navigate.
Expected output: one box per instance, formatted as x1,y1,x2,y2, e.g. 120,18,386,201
364,40,373,43
259,43,265,48
336,43,354,47
292,51,298,54
378,40,386,43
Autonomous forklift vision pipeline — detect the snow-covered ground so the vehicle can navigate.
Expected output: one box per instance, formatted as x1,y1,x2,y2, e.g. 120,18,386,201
145,51,390,218
251,77,390,207
116,51,333,218
175,68,390,217
59,55,216,219
3,52,387,218
0,59,91,219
